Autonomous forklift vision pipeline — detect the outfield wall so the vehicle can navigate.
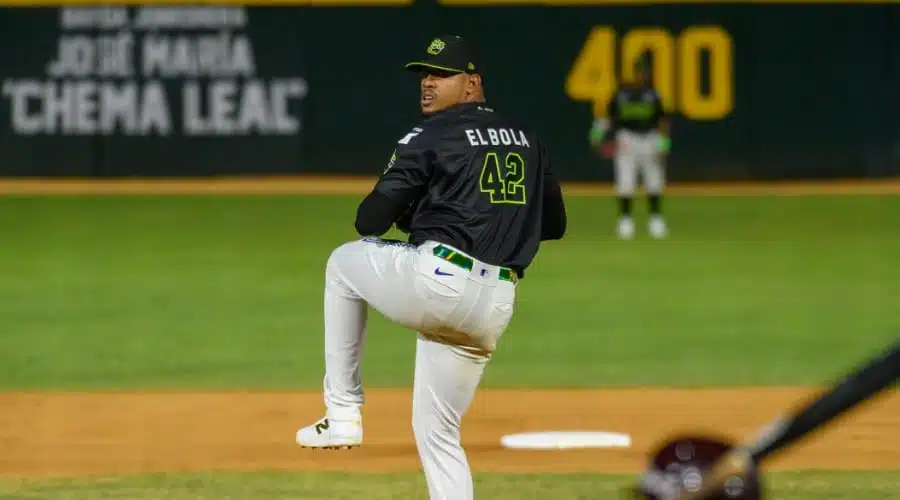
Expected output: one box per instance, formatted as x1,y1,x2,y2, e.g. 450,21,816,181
0,2,898,181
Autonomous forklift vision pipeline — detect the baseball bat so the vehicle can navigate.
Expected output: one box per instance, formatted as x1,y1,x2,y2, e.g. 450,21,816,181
675,337,900,500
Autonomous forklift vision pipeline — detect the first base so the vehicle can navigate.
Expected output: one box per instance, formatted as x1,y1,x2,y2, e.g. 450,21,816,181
500,431,632,450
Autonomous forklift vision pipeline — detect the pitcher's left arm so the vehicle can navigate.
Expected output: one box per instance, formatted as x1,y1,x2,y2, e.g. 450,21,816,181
355,130,434,237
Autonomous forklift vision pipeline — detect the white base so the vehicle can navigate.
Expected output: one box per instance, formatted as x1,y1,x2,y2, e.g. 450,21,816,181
500,431,632,450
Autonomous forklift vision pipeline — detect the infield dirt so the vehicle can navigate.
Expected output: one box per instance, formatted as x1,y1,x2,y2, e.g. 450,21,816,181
1,388,898,478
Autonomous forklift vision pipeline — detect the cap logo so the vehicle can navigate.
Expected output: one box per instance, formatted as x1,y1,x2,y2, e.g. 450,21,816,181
426,38,445,55
467,61,475,71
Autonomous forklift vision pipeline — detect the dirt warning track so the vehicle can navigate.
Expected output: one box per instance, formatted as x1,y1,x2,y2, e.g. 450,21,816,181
0,176,898,196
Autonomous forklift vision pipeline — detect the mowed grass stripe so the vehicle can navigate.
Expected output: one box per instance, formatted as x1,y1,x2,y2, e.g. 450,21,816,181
0,195,897,389
2,471,900,500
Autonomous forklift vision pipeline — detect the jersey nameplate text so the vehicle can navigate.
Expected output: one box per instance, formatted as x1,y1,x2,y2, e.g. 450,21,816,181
465,128,531,148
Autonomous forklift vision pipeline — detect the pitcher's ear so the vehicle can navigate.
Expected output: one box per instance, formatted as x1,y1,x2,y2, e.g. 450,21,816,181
468,73,482,91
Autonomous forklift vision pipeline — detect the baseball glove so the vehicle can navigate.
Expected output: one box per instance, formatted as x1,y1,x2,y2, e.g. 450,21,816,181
602,140,617,158
595,140,616,159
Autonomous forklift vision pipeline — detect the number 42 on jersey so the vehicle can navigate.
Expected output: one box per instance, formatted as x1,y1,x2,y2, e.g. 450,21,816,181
480,152,526,205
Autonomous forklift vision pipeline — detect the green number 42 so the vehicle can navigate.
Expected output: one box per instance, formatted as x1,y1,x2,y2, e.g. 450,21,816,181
479,152,526,204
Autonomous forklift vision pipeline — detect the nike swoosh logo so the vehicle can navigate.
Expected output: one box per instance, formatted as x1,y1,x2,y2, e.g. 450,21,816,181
434,267,453,276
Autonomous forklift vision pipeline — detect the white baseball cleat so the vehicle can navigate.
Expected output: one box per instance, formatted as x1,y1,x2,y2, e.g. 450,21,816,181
296,416,363,449
648,216,668,239
617,216,636,240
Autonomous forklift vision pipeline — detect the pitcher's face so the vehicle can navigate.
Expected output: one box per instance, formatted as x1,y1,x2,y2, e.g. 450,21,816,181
419,69,476,115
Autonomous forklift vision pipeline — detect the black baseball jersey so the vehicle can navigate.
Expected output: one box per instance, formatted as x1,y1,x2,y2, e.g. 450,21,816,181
354,102,566,275
606,85,666,134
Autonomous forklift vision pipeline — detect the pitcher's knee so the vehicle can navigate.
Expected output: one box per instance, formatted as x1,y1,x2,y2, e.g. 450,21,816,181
325,240,365,293
326,240,364,273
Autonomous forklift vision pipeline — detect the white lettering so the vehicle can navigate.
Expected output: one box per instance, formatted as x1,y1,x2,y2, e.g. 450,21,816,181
465,129,478,146
141,35,168,76
509,129,522,146
239,81,269,133
2,80,172,135
73,81,97,134
230,36,255,75
462,128,531,148
141,34,255,77
6,7,305,137
182,79,306,136
97,33,135,77
487,128,499,145
47,36,93,77
99,82,136,133
2,80,43,135
134,7,246,29
43,82,73,133
60,7,129,29
210,80,236,134
140,82,171,135
518,130,530,148
47,35,135,78
269,78,306,133
183,81,207,134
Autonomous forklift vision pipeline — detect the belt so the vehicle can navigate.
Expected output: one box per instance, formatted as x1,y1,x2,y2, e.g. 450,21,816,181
433,245,518,283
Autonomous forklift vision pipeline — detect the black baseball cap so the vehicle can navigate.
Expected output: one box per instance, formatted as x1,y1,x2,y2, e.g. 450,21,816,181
405,35,482,75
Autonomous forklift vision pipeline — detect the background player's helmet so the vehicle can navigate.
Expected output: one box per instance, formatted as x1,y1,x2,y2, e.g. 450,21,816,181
633,55,652,83
632,435,763,500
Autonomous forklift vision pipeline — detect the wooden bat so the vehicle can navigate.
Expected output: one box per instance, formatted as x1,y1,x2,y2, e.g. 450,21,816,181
674,338,900,500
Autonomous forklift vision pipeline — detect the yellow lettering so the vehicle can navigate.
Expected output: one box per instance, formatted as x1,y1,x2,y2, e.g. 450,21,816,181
566,25,735,121
679,26,733,120
563,27,615,118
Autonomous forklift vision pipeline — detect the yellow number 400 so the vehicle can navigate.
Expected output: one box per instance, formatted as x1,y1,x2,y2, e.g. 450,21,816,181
565,25,734,121
479,152,526,205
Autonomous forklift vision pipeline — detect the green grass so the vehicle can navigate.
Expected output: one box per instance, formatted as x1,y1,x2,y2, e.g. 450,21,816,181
2,471,898,499
0,194,898,390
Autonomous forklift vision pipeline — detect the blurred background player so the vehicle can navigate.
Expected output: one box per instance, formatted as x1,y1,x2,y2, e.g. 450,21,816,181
589,57,671,240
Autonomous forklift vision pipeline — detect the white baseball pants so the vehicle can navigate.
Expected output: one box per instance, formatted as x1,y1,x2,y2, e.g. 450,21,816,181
322,237,517,500
614,129,666,196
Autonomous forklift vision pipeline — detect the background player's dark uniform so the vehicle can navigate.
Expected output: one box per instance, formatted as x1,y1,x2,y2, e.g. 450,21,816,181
606,85,666,138
590,61,671,239
356,102,567,278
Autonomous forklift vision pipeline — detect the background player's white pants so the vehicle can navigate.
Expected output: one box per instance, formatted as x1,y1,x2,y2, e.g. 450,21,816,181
614,129,666,196
322,237,516,500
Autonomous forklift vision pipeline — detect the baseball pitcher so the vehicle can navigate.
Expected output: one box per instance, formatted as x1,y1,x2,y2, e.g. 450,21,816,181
590,58,671,239
295,35,568,500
